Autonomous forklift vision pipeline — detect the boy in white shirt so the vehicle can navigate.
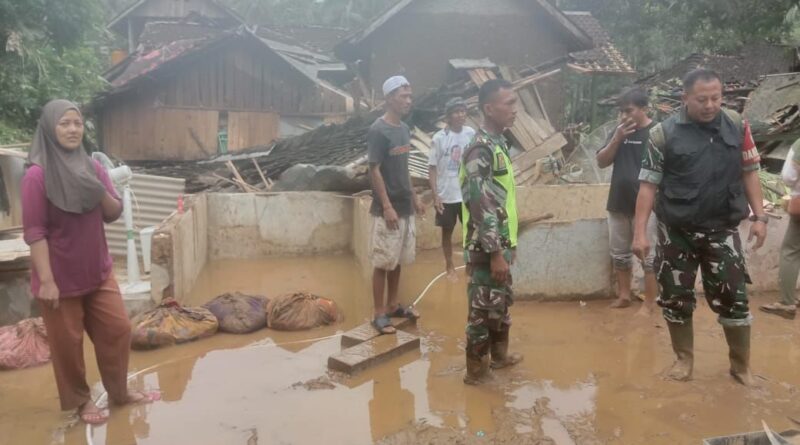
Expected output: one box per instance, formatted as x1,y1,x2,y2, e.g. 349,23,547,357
429,98,475,278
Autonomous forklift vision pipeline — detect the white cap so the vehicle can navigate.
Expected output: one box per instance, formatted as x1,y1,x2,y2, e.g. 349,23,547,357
382,75,410,96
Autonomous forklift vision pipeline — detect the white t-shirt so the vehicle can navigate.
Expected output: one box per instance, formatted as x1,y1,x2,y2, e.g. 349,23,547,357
428,126,475,204
782,146,800,196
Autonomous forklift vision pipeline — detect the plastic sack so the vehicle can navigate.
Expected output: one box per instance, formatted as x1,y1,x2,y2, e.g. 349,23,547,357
203,292,269,334
266,292,342,331
0,318,50,370
131,300,218,350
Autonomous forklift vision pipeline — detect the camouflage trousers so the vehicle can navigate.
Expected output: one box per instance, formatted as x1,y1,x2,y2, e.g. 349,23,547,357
465,263,513,360
655,223,752,326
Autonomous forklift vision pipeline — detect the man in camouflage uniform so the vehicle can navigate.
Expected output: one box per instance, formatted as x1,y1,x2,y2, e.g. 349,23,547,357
460,79,523,385
633,69,767,386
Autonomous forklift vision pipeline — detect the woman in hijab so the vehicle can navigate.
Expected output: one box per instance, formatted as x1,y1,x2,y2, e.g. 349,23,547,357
21,100,158,425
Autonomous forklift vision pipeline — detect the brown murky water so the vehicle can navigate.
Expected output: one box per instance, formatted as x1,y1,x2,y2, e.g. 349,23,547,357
1,251,799,445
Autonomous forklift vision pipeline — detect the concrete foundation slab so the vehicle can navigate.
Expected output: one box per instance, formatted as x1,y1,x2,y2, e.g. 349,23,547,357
328,330,420,374
340,317,416,348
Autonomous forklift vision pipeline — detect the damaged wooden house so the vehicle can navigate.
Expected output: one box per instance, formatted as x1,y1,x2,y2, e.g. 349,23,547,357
94,0,355,161
127,0,636,192
334,0,598,126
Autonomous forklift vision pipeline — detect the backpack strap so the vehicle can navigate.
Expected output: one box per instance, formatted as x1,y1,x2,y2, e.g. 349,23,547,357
722,108,744,135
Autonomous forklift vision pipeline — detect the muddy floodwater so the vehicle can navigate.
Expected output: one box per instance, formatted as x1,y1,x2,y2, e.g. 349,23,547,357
1,251,799,444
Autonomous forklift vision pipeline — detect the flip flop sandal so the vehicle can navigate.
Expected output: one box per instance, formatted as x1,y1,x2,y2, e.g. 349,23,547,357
133,390,161,404
372,315,396,335
114,390,162,406
389,305,420,320
79,405,109,425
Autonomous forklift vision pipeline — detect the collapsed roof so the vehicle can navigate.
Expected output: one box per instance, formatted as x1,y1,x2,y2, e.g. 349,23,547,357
563,11,635,75
99,24,351,101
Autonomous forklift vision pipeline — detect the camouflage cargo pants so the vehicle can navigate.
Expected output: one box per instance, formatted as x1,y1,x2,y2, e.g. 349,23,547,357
466,264,513,360
655,223,752,326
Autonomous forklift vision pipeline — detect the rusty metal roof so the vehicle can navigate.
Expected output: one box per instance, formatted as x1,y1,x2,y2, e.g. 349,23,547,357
563,11,635,75
101,25,349,98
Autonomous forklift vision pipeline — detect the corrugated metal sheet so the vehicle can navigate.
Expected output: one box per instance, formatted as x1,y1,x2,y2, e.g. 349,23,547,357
105,173,185,257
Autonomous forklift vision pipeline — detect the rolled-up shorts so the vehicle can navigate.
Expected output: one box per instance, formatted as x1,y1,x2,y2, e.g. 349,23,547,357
608,211,657,272
435,202,462,231
370,215,416,270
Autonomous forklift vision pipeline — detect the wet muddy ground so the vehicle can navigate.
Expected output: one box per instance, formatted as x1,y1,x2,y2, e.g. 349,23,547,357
1,251,799,444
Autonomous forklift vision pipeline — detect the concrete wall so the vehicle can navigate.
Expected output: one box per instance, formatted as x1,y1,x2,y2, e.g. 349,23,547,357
154,186,794,303
513,219,612,300
353,185,613,299
151,193,208,302
207,192,354,260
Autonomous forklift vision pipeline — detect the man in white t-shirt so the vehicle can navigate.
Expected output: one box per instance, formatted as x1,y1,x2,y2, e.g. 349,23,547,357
429,98,475,278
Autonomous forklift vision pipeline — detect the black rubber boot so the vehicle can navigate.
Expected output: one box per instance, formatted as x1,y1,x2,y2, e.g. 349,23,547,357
489,328,523,370
666,321,693,381
463,354,492,385
723,325,754,386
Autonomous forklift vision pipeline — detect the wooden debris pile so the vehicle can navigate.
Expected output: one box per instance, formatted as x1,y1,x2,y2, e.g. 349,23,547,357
743,73,800,168
134,62,570,192
411,63,569,186
132,112,380,193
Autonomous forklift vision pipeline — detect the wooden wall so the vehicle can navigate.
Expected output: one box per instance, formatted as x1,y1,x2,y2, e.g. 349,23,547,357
153,108,219,159
159,43,349,114
102,92,221,160
228,111,279,151
101,40,351,160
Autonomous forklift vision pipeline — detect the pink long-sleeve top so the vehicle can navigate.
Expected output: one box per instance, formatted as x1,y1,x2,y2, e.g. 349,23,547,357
22,160,120,298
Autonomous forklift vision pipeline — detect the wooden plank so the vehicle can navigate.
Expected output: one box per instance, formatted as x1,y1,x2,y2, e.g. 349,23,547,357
226,160,258,193
533,85,553,128
411,128,433,155
511,133,567,177
328,330,420,374
511,68,561,92
520,110,549,142
507,111,540,149
525,132,567,161
500,66,540,120
252,159,273,190
340,318,417,348
518,111,544,145
228,111,279,152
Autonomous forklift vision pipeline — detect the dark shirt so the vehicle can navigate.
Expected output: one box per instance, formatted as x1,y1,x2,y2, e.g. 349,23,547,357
368,117,413,217
640,107,761,231
601,122,656,215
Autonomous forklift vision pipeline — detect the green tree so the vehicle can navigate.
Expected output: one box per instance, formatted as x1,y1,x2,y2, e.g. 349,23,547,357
0,0,108,142
558,0,800,72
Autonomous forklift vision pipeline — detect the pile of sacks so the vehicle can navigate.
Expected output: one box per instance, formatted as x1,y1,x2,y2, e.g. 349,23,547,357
0,317,50,370
131,292,342,350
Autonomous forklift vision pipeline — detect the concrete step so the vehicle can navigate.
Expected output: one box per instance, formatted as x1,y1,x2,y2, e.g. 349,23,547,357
340,317,416,348
328,330,420,374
